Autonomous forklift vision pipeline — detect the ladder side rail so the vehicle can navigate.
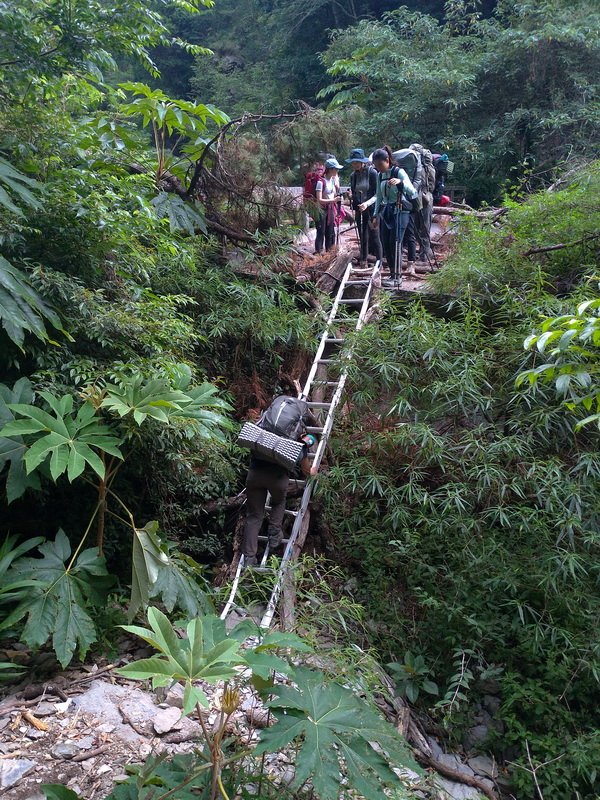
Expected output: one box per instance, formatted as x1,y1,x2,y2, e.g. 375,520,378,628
301,262,354,400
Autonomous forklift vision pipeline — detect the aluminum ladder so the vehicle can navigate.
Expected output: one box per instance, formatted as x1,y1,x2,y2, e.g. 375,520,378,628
220,259,381,627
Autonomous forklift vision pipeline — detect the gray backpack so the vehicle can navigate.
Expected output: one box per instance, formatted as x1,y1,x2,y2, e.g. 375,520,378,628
258,396,309,441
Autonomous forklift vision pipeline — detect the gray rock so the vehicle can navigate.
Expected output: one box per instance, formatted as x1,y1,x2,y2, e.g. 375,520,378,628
436,777,485,799
468,755,498,779
73,679,159,744
51,742,81,759
438,753,475,776
33,701,57,717
463,724,490,750
426,735,444,760
155,683,185,709
280,767,295,785
153,706,183,734
0,758,36,789
482,694,501,715
77,735,95,750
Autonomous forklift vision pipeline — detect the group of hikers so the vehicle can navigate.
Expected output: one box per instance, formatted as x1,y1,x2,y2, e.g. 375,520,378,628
303,143,452,284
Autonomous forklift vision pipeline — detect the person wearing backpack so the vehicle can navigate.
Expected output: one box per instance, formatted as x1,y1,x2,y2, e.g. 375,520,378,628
372,146,418,285
346,148,383,267
409,143,436,264
303,161,325,234
314,157,344,254
242,394,317,569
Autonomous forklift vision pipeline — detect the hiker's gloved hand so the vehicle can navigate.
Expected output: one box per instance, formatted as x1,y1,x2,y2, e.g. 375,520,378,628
388,177,402,186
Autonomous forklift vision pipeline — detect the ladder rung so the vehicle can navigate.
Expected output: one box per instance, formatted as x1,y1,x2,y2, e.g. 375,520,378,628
339,299,364,304
307,402,332,408
306,426,324,433
316,358,335,364
325,338,344,344
311,380,340,386
258,535,290,544
265,507,299,516
345,280,369,285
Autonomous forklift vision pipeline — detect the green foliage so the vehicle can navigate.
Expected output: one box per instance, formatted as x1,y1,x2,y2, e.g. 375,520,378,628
387,652,439,704
257,666,419,800
430,161,600,296
1,531,113,667
130,521,213,620
0,378,41,502
0,391,123,482
101,372,231,435
518,295,600,429
105,754,210,800
321,0,600,199
42,787,82,800
319,277,600,796
119,607,250,713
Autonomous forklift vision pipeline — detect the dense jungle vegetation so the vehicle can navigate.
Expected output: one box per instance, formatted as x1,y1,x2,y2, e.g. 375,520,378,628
0,0,599,798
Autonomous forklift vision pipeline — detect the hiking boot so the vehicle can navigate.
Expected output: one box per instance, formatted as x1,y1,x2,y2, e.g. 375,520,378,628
242,556,257,571
404,261,416,276
267,525,284,549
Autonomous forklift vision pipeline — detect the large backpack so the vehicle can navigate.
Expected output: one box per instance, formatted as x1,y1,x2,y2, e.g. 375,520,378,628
303,164,325,203
258,396,310,441
410,144,436,194
432,154,454,203
392,149,422,191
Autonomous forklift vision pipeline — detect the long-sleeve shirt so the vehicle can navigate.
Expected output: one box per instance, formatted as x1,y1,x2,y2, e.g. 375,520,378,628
374,167,418,215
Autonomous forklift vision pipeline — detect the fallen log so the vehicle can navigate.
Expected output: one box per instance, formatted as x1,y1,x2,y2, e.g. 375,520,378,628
316,250,354,293
432,206,507,220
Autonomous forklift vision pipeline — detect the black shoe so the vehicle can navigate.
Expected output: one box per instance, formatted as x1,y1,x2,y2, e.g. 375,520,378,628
267,526,283,549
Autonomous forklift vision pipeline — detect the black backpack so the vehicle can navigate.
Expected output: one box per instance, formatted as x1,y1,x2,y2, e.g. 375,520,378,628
258,396,309,441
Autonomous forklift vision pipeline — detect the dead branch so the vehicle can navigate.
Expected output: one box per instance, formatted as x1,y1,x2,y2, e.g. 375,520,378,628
72,744,111,762
414,750,498,800
188,109,306,198
432,206,506,219
522,232,600,257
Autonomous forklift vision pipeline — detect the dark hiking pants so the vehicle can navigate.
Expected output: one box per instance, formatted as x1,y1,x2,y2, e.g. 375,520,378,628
242,466,289,560
315,209,336,253
380,207,410,279
356,209,383,264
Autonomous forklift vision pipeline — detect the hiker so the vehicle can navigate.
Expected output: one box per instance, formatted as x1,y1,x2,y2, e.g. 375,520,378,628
241,395,317,569
303,160,325,234
372,147,418,285
314,157,344,254
409,143,436,265
346,148,383,267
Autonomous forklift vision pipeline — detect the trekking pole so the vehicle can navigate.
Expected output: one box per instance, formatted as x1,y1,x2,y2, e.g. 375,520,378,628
417,208,440,272
394,186,404,288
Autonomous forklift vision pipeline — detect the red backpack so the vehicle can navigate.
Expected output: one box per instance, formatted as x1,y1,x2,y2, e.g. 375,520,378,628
303,164,325,203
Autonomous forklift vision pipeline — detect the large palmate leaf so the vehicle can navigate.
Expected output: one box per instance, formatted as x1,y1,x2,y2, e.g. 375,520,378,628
129,521,213,620
0,392,123,482
0,155,41,217
256,667,419,800
119,607,248,714
105,754,209,800
151,192,207,235
1,530,113,667
0,255,64,349
0,378,41,502
101,372,232,435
